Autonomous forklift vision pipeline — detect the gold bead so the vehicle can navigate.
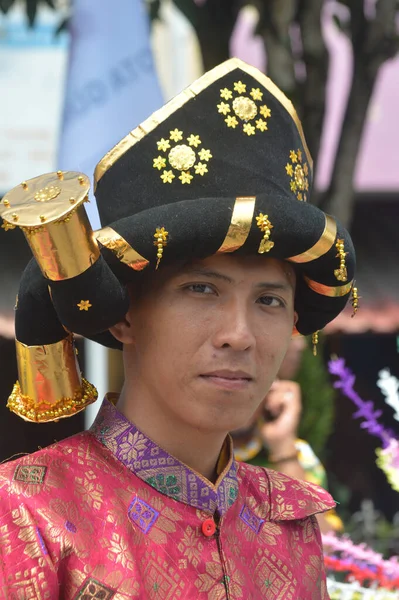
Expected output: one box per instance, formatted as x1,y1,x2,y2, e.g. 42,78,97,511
21,182,28,190
11,213,18,221
157,252,162,258
56,170,64,180
69,197,76,204
78,176,85,185
40,215,46,223
3,199,10,206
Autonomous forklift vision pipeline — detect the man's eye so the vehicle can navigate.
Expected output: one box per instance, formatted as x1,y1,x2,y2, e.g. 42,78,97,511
187,283,215,294
258,296,284,308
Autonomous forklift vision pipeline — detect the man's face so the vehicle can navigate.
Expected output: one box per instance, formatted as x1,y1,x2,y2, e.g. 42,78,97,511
123,254,297,434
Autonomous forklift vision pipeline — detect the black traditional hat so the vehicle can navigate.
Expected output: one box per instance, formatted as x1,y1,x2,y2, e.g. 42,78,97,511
0,58,356,422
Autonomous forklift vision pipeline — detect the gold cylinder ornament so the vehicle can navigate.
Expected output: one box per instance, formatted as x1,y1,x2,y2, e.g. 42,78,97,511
24,205,100,280
0,171,100,281
8,336,98,423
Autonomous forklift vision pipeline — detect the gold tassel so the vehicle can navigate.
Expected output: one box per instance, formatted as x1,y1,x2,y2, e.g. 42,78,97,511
312,331,319,356
351,283,360,317
334,238,348,282
256,213,274,254
153,227,168,269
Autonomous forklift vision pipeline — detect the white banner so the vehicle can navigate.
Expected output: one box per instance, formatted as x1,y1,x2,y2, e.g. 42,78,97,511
0,8,68,195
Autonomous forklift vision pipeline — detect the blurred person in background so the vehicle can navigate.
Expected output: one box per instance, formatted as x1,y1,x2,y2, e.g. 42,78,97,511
233,337,343,534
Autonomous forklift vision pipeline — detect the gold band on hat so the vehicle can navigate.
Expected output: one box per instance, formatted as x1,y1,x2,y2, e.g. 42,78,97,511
8,336,98,423
304,276,353,297
288,215,337,263
217,196,256,253
95,226,149,271
0,172,100,281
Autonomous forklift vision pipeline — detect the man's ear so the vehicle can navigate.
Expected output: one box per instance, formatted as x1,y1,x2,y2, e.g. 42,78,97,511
291,312,299,337
109,312,135,345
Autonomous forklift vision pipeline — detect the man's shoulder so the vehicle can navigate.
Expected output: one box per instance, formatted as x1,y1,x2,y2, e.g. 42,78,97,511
236,460,336,520
0,431,97,502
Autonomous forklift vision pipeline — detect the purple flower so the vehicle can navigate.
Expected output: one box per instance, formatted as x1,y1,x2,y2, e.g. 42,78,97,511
328,357,396,447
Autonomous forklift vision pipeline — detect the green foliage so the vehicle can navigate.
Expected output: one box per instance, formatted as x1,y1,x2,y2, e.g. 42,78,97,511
296,339,335,459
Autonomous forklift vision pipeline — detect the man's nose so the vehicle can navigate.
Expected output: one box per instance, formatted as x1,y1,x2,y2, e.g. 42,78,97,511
212,299,256,352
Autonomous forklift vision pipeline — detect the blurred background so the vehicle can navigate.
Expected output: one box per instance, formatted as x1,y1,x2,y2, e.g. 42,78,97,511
0,0,398,578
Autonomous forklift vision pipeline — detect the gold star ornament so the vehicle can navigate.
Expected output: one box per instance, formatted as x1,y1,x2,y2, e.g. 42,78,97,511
77,300,92,311
285,149,310,201
153,130,212,185
153,156,167,170
217,82,272,136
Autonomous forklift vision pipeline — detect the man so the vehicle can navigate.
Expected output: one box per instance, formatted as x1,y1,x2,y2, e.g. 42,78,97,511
0,58,355,598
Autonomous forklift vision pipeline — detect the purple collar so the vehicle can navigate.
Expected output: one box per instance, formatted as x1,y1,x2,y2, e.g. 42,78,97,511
90,398,238,515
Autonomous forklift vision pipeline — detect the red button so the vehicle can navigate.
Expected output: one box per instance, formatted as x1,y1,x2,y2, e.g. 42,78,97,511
202,518,216,537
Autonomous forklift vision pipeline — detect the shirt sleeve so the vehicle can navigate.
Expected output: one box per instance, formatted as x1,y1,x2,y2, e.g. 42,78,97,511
0,497,60,599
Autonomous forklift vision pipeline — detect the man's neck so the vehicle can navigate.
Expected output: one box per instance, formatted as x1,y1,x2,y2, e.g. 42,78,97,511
115,388,228,484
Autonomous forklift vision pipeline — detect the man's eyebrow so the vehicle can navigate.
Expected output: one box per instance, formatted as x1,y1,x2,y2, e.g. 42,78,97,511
178,268,294,291
179,268,234,284
254,281,294,292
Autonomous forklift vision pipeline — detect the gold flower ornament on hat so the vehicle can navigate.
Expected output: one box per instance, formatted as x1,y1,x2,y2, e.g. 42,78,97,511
153,129,212,184
285,149,310,202
217,81,272,136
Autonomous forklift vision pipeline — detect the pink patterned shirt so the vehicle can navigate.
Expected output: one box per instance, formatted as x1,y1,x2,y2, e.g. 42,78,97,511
0,398,334,599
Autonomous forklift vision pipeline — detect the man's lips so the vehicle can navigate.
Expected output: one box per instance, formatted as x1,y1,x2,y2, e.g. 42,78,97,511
200,370,253,390
201,370,253,380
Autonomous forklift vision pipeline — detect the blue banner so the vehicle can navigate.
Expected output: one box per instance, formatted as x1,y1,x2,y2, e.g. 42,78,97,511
58,0,163,228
